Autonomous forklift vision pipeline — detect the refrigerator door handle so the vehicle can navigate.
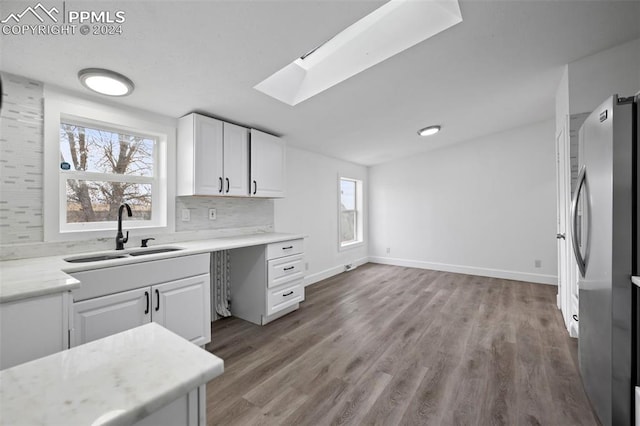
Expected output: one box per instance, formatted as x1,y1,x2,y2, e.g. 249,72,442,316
571,165,587,277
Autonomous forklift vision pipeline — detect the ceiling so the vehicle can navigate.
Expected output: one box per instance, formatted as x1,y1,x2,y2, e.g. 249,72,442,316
1,0,639,166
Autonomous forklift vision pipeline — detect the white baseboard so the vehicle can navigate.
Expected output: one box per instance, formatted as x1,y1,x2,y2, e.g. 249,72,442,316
304,257,368,287
368,256,558,285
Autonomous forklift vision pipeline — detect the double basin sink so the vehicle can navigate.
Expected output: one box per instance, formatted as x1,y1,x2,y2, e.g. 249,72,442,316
64,247,183,263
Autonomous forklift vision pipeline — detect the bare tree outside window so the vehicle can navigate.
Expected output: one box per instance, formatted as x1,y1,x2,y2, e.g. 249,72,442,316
60,123,155,224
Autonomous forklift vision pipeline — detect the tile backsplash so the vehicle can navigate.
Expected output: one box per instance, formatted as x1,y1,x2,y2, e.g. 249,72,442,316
0,73,44,244
0,72,275,260
176,196,274,232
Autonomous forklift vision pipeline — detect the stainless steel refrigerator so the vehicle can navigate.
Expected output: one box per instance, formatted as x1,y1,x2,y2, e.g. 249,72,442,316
570,94,637,426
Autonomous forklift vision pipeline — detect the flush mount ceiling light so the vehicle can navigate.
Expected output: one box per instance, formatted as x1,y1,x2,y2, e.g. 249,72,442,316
78,68,134,96
417,125,441,136
254,0,462,106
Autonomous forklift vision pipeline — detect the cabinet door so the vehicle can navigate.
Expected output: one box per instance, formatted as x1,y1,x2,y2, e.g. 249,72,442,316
250,129,286,198
222,122,249,196
1,292,69,369
153,274,211,346
194,115,224,195
133,388,199,426
72,288,151,347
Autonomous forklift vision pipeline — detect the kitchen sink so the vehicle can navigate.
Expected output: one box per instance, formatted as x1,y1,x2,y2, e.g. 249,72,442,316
64,247,184,263
128,247,183,256
65,254,129,263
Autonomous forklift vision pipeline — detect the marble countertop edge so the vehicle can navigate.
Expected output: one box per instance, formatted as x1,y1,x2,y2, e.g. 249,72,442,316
0,232,305,303
0,323,224,426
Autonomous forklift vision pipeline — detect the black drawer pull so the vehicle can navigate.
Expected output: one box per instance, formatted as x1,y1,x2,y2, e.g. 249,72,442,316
218,177,223,193
282,246,293,250
225,177,230,193
283,291,294,297
155,289,160,312
284,266,295,271
144,291,149,314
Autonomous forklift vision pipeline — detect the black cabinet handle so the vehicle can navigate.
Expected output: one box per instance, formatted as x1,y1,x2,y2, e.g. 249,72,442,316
284,266,295,271
218,177,223,193
225,177,230,193
283,291,294,297
155,289,160,312
282,246,293,250
144,291,149,314
253,180,257,195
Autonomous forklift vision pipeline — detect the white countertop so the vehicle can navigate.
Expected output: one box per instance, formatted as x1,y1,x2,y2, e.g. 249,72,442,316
0,322,223,426
633,276,640,288
0,232,304,303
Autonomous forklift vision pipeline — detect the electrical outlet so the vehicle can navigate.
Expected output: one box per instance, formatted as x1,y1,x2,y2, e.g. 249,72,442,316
181,209,190,222
208,208,217,220
305,262,309,271
534,259,542,268
386,247,391,254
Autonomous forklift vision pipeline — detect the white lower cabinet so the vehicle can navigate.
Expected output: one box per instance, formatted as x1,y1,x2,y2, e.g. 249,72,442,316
72,274,210,347
0,292,70,370
230,239,304,325
73,288,150,346
69,254,211,348
266,281,303,316
153,275,211,346
134,386,204,426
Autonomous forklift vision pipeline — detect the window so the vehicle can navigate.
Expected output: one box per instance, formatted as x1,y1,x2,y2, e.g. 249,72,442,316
339,177,363,248
59,121,158,231
44,89,175,241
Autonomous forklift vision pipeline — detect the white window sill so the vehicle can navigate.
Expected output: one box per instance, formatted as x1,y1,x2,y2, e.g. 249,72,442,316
339,240,364,252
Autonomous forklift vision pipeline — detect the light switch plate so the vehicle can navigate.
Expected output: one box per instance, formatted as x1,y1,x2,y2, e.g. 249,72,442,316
181,209,190,222
208,209,217,220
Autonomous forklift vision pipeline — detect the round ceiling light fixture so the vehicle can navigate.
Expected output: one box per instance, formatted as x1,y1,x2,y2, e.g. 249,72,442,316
78,68,134,96
417,125,441,137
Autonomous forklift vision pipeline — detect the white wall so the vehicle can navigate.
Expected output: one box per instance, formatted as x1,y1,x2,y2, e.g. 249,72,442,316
556,65,569,133
568,38,640,114
368,120,558,284
274,146,368,285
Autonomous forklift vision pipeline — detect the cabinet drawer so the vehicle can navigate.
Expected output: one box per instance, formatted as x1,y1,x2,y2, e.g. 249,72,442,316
266,239,303,260
267,281,303,316
268,254,304,288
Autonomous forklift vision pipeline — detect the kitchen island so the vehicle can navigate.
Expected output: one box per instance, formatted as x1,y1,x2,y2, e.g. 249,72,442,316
0,322,223,426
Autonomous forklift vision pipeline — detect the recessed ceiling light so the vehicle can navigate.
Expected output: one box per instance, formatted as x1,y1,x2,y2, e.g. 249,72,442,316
418,125,441,136
78,68,134,96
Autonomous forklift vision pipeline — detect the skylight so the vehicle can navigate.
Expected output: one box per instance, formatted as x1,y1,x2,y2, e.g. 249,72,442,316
254,0,463,106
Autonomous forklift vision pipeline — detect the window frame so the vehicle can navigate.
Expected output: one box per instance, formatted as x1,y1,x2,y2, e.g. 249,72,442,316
338,176,364,250
44,88,176,242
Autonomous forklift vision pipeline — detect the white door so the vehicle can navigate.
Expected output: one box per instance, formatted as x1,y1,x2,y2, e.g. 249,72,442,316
250,129,286,198
555,120,575,334
152,274,211,346
194,115,224,195
222,122,249,196
72,288,151,347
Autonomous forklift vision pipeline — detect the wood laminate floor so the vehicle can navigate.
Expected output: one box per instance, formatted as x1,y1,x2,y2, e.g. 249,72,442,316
205,264,599,426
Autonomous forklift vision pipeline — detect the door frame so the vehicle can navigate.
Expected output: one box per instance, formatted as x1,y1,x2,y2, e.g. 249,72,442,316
556,114,578,337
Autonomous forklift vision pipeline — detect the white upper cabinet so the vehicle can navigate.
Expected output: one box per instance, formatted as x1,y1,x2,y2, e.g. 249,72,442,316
223,122,249,196
250,129,286,198
177,113,248,196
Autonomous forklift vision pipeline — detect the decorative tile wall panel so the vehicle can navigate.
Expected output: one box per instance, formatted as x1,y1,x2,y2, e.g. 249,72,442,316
0,73,44,243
